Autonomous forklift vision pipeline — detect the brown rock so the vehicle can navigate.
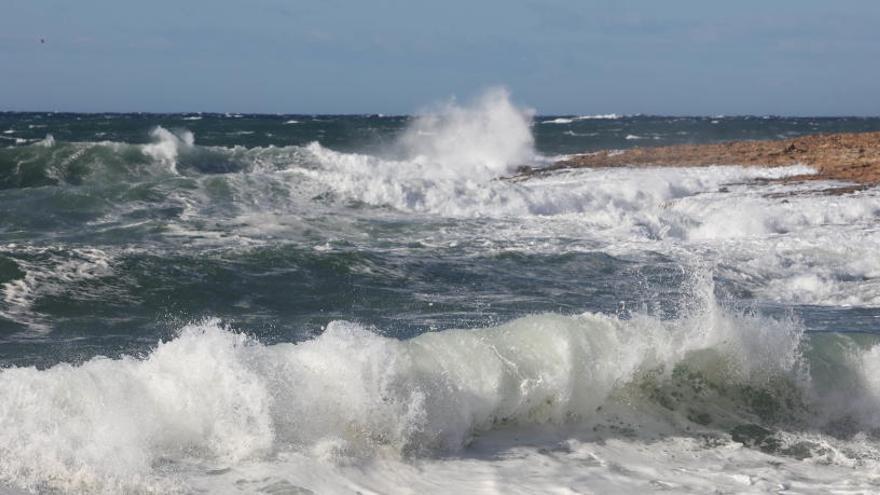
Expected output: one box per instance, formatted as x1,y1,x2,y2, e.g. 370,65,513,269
516,131,880,186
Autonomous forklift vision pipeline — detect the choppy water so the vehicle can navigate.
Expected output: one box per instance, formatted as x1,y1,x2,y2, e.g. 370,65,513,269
2,90,880,493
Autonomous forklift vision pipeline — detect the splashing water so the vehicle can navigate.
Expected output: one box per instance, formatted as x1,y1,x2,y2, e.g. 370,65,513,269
3,267,880,494
296,88,540,213
142,126,194,173
396,87,535,180
2,108,880,494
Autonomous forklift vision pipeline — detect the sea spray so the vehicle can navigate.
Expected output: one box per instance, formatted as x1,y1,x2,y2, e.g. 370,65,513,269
0,321,273,493
142,126,194,174
0,267,854,493
396,87,535,179
293,88,537,213
2,111,880,494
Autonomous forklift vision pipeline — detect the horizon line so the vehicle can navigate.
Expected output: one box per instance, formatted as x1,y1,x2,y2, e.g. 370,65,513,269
2,110,879,119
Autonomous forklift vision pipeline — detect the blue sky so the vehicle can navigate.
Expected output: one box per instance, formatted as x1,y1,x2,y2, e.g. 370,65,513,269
2,0,878,115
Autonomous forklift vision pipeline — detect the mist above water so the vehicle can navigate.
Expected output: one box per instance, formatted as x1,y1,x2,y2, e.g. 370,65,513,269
396,87,536,180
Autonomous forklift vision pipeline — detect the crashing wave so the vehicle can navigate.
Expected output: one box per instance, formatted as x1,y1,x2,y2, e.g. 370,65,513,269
2,269,880,492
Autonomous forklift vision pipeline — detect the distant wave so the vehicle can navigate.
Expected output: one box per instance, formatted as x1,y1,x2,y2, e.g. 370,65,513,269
541,114,621,124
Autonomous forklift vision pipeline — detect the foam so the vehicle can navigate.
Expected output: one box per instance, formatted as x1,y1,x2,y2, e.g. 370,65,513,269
541,117,575,124
169,134,877,308
291,146,880,307
540,114,621,124
3,113,877,313
282,88,536,214
15,128,871,308
187,433,880,494
0,245,113,333
141,126,194,173
396,87,535,180
0,322,272,493
4,274,880,492
36,134,54,147
300,142,815,218
853,345,880,423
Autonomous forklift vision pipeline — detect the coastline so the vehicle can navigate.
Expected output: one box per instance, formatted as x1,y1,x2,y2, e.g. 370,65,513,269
519,131,880,186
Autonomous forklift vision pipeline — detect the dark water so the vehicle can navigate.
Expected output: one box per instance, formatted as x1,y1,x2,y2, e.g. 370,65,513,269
4,111,880,152
2,111,880,367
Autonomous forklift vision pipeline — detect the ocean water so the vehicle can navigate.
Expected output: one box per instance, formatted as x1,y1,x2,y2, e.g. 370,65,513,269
2,90,880,493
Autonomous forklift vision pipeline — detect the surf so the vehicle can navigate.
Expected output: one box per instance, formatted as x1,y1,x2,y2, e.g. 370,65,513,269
2,267,879,493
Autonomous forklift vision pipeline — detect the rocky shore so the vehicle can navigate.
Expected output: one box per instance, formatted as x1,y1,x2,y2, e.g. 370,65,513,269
519,131,880,186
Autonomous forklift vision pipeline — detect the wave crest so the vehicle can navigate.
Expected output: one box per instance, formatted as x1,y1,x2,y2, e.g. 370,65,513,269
142,126,194,173
9,271,879,491
397,87,535,180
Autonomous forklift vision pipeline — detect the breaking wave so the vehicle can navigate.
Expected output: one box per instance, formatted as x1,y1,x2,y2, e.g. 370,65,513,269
1,269,879,493
541,114,622,124
1,93,879,311
142,127,194,173
396,87,535,179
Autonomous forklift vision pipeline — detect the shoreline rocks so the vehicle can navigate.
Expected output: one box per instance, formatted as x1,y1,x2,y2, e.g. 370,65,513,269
517,131,880,186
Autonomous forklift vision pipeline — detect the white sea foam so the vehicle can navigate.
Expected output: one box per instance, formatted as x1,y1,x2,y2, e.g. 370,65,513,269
563,130,600,137
541,114,621,124
142,126,194,173
278,137,880,307
850,344,880,424
36,134,54,147
277,88,536,214
300,137,814,217
163,120,875,309
583,113,621,119
3,275,880,493
12,105,874,314
397,86,535,179
129,126,878,308
0,246,114,333
542,117,575,124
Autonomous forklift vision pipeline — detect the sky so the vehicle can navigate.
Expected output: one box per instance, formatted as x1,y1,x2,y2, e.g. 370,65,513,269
1,0,879,115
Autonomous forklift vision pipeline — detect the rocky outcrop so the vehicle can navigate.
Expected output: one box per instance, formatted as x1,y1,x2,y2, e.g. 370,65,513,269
517,131,880,185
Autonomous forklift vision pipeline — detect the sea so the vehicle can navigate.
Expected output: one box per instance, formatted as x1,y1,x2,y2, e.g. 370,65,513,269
2,89,880,493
